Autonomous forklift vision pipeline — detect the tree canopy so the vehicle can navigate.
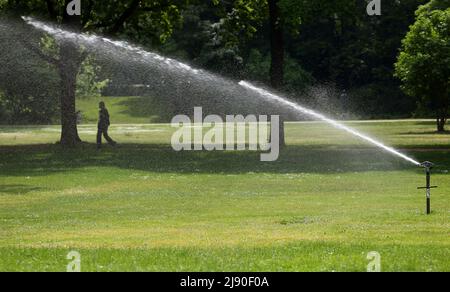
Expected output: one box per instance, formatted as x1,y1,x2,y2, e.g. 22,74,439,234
395,0,450,131
0,0,191,144
1,0,446,128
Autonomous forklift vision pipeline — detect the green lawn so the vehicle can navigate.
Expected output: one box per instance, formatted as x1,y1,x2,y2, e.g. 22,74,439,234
0,120,449,271
76,96,172,124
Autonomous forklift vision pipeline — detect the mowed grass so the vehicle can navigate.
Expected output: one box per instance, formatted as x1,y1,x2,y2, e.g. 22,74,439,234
76,96,171,124
0,120,449,271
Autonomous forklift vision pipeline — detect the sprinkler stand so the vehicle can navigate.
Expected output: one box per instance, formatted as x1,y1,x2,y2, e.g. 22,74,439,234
418,161,437,215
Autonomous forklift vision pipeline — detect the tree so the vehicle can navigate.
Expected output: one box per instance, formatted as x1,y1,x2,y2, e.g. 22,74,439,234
268,0,284,89
76,57,110,99
219,0,289,145
395,0,450,131
2,0,186,146
0,21,60,124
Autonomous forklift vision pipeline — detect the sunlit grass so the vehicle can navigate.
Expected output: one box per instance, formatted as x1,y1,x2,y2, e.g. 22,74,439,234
0,120,449,271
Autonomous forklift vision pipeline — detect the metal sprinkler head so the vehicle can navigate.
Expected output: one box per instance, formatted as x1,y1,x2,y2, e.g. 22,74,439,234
420,161,434,169
418,161,437,215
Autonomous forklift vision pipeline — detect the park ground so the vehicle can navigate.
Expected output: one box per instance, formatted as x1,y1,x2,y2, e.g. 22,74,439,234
0,97,449,271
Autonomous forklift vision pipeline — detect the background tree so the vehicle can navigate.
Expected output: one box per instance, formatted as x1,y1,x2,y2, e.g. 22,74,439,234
76,57,110,99
395,0,450,131
157,0,425,142
1,0,436,128
218,0,292,145
0,21,59,124
115,0,423,120
1,0,186,146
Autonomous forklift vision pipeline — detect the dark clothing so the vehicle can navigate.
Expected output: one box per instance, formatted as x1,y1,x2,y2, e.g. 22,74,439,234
98,108,110,129
97,126,116,147
97,107,116,148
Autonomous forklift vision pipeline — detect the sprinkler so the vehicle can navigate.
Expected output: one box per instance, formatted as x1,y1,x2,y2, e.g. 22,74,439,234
418,161,437,215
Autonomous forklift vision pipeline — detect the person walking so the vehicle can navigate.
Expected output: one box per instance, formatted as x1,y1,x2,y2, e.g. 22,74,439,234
97,101,117,149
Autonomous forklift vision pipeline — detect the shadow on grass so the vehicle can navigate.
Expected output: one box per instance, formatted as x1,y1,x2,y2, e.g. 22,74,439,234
0,184,43,195
1,143,448,177
411,121,441,126
400,130,450,135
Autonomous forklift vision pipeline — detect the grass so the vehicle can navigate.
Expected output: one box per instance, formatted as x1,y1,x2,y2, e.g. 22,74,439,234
0,120,449,271
76,96,172,124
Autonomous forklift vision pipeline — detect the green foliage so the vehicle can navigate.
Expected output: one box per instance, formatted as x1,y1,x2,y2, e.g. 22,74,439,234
161,3,247,78
395,2,450,119
3,0,189,45
347,83,417,119
283,55,314,91
0,92,58,124
417,0,450,12
223,0,267,41
0,0,439,121
0,21,59,124
195,21,244,76
245,49,271,82
79,1,188,46
76,57,110,99
1,1,192,125
278,0,302,34
245,49,313,91
39,34,59,57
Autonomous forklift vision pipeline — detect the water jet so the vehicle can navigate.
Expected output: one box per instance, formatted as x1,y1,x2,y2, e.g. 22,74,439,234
239,81,421,166
20,16,433,214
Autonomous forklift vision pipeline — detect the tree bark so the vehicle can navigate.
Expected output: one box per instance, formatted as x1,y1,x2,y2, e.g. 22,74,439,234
53,3,84,146
55,0,142,146
268,0,286,147
58,42,84,146
22,0,143,147
268,0,284,89
278,116,285,147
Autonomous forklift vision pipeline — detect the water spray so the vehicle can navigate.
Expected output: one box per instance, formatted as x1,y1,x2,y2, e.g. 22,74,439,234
17,15,422,168
239,81,421,166
418,161,437,215
21,16,433,214
239,82,438,214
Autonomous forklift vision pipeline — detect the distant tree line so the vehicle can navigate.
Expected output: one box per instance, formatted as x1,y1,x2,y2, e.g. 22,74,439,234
160,0,427,118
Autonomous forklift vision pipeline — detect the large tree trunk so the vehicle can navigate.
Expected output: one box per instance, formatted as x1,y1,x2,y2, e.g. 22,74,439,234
57,4,83,146
36,0,140,146
278,117,285,147
58,42,83,146
268,0,286,147
268,0,284,88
